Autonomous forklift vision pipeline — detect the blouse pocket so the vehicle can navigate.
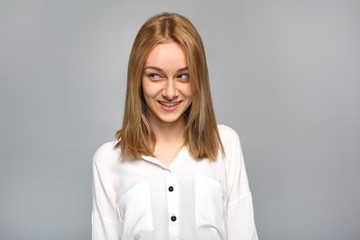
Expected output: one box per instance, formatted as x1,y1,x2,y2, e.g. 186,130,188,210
117,181,153,240
195,175,226,240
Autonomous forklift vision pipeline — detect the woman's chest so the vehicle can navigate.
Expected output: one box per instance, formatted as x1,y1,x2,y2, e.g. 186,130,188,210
114,158,229,240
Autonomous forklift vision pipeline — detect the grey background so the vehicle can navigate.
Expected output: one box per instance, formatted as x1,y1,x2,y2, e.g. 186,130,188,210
1,0,359,239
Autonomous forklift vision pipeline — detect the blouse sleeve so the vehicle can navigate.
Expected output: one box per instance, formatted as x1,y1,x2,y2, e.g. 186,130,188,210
92,142,121,240
222,126,259,240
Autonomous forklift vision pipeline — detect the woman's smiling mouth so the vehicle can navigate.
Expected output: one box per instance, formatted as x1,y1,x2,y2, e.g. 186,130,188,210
158,101,182,107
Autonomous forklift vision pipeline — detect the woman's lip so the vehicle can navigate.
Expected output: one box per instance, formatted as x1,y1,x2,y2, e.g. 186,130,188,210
158,101,182,106
157,100,182,111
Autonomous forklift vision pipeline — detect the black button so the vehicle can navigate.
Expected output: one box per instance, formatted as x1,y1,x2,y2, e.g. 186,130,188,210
171,216,177,222
168,186,174,192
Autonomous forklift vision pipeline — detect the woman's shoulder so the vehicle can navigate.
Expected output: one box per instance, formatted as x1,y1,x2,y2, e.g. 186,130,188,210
92,140,121,169
217,124,240,142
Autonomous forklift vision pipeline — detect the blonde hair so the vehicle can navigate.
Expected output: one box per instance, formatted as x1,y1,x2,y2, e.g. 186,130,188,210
115,12,224,160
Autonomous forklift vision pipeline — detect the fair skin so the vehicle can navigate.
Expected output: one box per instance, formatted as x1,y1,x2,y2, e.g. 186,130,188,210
142,42,192,166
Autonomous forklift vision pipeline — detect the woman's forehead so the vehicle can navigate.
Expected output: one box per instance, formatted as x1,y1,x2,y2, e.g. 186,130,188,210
144,42,187,70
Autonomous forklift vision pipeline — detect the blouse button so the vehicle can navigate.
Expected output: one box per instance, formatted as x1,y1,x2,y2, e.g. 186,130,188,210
168,186,174,192
171,216,177,222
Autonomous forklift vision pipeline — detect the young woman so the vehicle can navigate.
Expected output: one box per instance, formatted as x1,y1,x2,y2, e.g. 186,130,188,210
92,13,258,240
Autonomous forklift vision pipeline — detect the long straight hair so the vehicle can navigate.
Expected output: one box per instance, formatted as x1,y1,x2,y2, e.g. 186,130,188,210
115,12,224,160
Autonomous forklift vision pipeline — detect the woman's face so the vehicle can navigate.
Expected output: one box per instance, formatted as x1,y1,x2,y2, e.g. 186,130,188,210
142,42,192,126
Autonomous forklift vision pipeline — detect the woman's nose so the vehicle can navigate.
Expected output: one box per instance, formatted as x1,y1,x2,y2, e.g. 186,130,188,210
162,79,178,100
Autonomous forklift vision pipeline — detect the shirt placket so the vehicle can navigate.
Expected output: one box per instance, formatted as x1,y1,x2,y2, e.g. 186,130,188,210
167,170,179,240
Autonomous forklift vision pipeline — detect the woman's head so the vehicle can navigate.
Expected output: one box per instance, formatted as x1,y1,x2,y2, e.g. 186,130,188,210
117,12,223,160
126,12,209,123
142,41,193,126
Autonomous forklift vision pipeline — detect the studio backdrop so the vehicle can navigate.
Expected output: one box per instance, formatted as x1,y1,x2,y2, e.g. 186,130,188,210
1,1,359,239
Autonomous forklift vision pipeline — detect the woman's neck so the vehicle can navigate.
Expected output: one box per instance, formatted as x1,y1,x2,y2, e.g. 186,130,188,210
148,115,186,166
148,115,186,147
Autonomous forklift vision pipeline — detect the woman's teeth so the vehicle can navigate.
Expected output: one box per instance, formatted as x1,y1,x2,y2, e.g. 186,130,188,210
160,101,180,107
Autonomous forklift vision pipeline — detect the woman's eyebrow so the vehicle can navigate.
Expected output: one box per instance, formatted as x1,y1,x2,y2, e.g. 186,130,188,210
143,66,164,73
143,66,188,73
176,67,188,73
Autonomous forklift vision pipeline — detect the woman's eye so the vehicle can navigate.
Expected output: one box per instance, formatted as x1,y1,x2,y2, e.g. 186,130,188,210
148,73,161,79
177,74,189,80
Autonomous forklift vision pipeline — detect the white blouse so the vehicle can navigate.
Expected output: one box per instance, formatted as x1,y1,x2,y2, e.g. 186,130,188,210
92,124,258,240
